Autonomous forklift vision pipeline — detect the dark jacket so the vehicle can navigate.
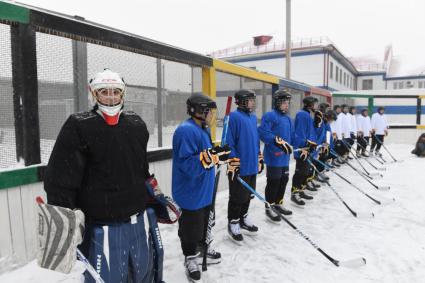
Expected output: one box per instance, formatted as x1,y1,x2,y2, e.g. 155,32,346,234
44,110,150,223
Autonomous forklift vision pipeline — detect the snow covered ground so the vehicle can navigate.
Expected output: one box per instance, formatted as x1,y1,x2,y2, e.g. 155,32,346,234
1,143,425,283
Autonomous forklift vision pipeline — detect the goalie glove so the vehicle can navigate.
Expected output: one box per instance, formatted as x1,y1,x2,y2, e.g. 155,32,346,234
36,199,84,274
274,136,292,154
145,175,181,224
200,145,231,169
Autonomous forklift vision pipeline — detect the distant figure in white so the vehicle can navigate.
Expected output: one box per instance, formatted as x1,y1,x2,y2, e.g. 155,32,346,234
370,106,389,157
356,108,372,157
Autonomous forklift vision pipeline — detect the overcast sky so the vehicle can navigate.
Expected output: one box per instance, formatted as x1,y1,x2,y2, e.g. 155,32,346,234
16,0,425,74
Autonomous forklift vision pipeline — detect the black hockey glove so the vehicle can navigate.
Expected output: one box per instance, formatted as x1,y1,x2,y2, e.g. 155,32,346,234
258,153,264,174
274,136,292,154
314,110,323,128
146,175,181,224
227,157,240,180
321,144,329,156
299,149,309,161
306,140,318,152
200,145,231,169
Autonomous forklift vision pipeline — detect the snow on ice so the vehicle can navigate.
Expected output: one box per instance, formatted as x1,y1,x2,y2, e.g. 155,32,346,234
1,143,425,283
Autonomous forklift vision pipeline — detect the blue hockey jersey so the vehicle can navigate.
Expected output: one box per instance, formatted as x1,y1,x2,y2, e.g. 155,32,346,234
293,108,317,159
258,109,294,167
226,108,260,176
172,118,215,210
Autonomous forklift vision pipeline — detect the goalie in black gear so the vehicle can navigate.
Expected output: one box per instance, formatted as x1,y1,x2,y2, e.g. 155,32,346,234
42,69,178,283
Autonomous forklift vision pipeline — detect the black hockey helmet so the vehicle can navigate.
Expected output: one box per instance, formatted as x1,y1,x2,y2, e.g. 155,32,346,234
377,106,385,112
235,89,256,112
186,93,217,118
303,96,318,108
273,89,291,111
319,102,330,113
333,104,341,111
325,109,337,121
349,106,356,114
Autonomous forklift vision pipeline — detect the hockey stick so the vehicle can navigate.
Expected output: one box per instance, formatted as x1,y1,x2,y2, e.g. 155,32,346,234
350,141,385,171
373,134,401,163
341,139,381,178
307,159,374,219
356,138,386,168
313,158,394,205
35,197,106,283
236,177,367,267
330,151,390,191
202,96,232,271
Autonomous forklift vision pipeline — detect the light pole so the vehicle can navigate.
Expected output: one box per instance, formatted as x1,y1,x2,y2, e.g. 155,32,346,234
285,0,291,79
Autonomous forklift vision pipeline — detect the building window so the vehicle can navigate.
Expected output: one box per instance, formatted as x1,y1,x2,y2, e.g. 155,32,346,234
420,81,425,88
406,81,414,88
343,73,346,86
339,69,342,84
394,82,398,89
362,79,373,90
399,81,404,89
330,62,334,79
335,66,339,81
349,77,352,89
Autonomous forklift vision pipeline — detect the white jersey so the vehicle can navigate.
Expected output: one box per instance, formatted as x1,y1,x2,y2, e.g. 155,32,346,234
330,120,342,140
339,113,351,139
348,113,357,134
356,115,372,137
371,113,388,135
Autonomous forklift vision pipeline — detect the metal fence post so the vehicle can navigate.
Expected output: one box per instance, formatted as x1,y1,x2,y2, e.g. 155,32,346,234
11,23,41,165
72,17,88,112
156,58,163,147
72,41,88,112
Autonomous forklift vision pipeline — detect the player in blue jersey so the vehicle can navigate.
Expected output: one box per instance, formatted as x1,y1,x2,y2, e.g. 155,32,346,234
226,89,262,242
290,96,318,207
258,90,294,222
172,93,231,282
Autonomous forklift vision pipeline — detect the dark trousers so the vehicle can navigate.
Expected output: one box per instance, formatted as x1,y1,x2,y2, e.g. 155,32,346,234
357,136,369,152
313,151,329,173
343,138,352,154
228,174,256,221
291,158,311,193
335,140,346,157
178,207,209,257
371,135,384,151
265,166,289,205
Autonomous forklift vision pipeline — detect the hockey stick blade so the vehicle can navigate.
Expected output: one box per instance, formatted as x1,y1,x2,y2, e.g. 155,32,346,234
369,172,383,178
378,185,391,191
378,197,396,205
376,167,386,171
337,257,367,268
355,211,375,219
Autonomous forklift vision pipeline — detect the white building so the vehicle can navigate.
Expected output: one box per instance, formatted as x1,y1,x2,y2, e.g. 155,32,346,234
210,36,425,92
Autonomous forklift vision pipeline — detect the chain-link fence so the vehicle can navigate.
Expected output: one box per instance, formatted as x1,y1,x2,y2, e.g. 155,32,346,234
215,71,273,140
0,23,15,169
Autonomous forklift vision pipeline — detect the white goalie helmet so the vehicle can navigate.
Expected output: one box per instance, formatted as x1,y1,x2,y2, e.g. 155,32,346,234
89,69,126,114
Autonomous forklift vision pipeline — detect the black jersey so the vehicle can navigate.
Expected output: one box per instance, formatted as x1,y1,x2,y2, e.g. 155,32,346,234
44,110,150,223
